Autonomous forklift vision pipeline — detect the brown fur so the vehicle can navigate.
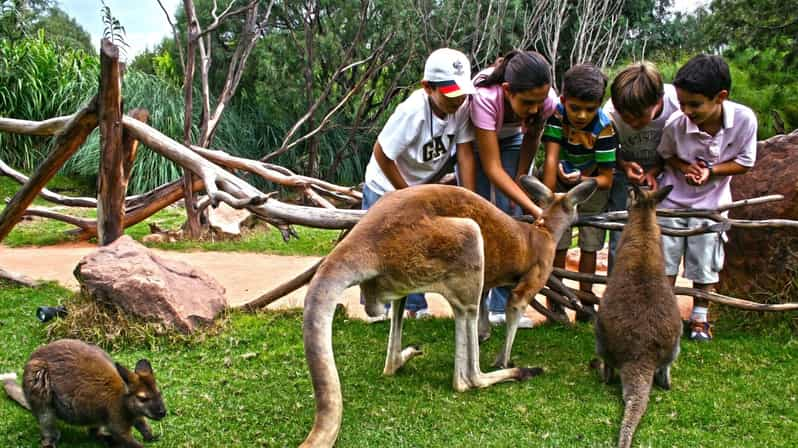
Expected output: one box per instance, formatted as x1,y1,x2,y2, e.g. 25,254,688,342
595,185,681,448
300,176,597,447
3,339,166,448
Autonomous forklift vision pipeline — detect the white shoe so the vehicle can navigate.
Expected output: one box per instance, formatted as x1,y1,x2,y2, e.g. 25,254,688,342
408,308,432,319
365,311,389,324
488,312,534,329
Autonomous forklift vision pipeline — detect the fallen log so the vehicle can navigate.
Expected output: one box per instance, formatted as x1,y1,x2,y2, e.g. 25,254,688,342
0,267,39,287
0,98,98,243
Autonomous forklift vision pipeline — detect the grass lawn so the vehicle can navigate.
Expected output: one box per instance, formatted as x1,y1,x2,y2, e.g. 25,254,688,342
1,281,796,447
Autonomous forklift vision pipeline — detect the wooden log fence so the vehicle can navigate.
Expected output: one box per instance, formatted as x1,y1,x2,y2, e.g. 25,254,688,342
0,39,795,317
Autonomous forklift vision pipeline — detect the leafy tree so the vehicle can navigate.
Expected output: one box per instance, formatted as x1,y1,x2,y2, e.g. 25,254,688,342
0,0,53,40
703,0,798,69
32,6,94,54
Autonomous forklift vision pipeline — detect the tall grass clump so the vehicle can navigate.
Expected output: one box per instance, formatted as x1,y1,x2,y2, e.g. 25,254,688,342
0,30,98,170
0,34,277,194
66,71,276,194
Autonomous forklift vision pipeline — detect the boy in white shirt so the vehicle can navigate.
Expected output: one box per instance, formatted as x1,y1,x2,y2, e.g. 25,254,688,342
603,62,680,271
362,48,476,319
657,54,757,341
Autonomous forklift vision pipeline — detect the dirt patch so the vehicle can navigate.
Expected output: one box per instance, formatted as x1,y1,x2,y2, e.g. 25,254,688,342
0,243,693,323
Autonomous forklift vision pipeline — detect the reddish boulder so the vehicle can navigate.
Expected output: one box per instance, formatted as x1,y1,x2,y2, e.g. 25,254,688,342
720,130,798,298
74,235,227,332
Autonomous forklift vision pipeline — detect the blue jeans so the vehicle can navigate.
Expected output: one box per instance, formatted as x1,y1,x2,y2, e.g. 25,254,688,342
360,184,428,312
473,133,524,313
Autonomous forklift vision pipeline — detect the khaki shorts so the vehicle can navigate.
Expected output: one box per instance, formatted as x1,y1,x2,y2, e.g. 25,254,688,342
659,216,725,284
556,182,609,252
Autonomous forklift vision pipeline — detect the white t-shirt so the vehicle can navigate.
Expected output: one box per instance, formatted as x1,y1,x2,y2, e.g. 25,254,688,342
364,89,474,195
603,84,680,169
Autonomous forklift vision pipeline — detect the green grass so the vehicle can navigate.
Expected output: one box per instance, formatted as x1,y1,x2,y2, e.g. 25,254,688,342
1,281,796,447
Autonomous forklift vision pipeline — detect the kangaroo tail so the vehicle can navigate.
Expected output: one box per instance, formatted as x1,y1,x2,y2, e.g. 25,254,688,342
617,364,654,448
1,373,30,410
241,258,324,311
299,266,351,448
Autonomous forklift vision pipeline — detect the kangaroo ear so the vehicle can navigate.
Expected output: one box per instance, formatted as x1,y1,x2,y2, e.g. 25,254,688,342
135,359,153,376
519,175,553,206
627,183,642,205
565,178,598,207
652,185,673,204
116,362,133,386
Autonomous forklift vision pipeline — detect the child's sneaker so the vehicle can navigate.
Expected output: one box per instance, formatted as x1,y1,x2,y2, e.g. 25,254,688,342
407,308,432,320
488,312,535,329
688,320,713,342
365,311,390,324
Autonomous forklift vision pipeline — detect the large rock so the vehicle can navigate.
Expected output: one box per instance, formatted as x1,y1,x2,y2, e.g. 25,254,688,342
74,235,227,332
720,130,798,297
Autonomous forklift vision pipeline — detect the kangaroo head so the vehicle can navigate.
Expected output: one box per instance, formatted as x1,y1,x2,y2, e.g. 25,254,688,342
116,359,167,421
519,175,598,225
628,184,673,210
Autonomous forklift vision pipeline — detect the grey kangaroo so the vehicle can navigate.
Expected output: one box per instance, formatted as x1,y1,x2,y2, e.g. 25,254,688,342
1,339,166,448
595,184,681,448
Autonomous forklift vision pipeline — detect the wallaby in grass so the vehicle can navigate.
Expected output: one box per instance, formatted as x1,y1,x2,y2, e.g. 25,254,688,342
594,184,681,448
300,176,597,447
1,339,166,448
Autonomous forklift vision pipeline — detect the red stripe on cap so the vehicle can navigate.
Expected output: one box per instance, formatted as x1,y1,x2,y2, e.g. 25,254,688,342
439,84,461,95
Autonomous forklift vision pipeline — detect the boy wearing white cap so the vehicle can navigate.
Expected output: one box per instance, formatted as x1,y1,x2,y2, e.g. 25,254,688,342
362,48,476,320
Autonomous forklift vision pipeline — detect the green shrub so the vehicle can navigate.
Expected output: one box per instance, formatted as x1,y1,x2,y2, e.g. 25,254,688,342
0,30,98,170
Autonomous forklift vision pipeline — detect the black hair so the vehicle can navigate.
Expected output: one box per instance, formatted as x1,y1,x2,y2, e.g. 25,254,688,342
562,63,608,103
475,50,551,92
673,54,731,98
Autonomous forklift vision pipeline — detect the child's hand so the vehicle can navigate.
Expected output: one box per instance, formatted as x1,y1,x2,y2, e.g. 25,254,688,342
558,161,581,185
642,169,659,190
623,161,645,184
684,159,711,185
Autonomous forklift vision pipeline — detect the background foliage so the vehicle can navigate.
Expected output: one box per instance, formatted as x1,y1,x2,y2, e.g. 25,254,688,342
0,0,796,190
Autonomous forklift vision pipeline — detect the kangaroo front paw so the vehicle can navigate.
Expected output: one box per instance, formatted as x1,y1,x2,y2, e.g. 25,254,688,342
383,345,424,375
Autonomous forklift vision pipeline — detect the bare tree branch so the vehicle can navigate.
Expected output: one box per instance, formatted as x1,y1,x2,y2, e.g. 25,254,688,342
156,0,186,70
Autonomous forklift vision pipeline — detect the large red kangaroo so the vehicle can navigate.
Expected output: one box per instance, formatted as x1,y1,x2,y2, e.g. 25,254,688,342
300,175,597,447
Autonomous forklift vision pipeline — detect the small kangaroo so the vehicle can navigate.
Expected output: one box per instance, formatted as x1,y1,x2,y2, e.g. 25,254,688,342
594,184,681,448
1,339,166,448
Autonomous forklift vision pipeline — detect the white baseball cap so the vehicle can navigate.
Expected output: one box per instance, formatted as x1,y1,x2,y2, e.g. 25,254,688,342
423,48,476,98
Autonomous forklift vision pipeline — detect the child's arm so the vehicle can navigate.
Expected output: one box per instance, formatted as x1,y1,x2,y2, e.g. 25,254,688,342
515,119,545,181
475,127,541,216
691,160,751,186
373,141,409,190
542,140,561,191
456,142,477,191
587,166,614,190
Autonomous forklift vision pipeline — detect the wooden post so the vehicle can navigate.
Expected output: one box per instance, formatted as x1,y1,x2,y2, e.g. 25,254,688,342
0,100,98,243
96,39,125,246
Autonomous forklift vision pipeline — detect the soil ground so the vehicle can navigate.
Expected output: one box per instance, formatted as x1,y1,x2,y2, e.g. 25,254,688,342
0,242,694,324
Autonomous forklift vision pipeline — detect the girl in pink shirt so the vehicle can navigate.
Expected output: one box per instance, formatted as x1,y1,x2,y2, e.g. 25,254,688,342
468,50,558,327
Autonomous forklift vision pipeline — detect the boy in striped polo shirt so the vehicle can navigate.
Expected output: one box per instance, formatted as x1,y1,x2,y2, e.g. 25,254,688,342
542,63,617,322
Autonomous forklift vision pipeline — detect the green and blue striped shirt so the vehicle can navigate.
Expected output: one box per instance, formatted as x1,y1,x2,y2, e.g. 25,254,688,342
542,103,617,173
